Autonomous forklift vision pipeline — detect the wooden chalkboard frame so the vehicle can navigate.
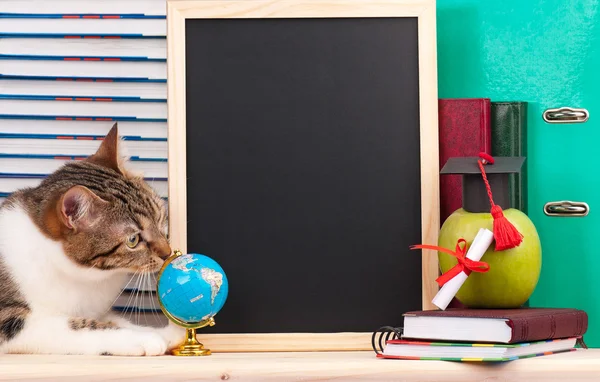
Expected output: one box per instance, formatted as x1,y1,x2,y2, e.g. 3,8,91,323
166,0,440,352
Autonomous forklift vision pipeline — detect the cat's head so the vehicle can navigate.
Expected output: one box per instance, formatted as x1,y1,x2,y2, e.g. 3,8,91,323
40,124,171,273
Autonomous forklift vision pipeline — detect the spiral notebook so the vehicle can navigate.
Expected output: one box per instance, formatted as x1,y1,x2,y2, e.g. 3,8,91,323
378,338,579,362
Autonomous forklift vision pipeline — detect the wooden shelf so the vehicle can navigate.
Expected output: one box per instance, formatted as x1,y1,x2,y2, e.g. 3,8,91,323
1,349,600,381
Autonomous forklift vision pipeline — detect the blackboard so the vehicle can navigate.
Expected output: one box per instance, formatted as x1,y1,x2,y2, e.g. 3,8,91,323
167,0,439,352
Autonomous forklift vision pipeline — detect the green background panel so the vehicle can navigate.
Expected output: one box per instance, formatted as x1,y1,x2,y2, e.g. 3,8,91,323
436,0,599,346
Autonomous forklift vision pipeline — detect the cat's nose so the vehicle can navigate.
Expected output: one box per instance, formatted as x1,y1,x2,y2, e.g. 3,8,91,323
158,250,171,260
155,242,172,260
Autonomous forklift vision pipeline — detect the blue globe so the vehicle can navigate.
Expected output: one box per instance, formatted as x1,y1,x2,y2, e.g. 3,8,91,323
157,253,229,325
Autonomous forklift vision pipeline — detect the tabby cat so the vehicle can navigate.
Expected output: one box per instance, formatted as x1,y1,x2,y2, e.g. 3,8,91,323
0,124,182,356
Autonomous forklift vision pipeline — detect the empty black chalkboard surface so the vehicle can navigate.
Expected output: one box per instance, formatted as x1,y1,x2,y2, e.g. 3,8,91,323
167,0,439,350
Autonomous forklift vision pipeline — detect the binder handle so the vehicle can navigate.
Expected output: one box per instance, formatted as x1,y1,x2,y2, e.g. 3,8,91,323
543,107,589,123
544,201,589,217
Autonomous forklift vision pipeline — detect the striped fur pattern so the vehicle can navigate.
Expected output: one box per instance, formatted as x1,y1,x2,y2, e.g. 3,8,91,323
0,258,29,344
69,317,119,331
0,124,183,356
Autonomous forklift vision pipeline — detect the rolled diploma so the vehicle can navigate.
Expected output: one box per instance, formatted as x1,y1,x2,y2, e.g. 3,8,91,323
432,228,494,310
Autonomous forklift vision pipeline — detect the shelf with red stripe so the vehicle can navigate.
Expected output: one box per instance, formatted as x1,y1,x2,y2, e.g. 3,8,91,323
0,13,165,19
0,132,165,141
0,115,166,123
0,154,168,179
0,94,165,103
0,153,166,162
0,33,164,39
0,0,166,16
0,54,165,62
0,16,166,36
0,74,165,83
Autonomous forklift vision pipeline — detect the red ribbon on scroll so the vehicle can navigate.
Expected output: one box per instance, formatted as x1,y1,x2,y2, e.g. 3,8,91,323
410,239,490,287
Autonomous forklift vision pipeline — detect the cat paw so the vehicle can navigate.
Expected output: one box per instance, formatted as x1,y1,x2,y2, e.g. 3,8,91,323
157,322,186,350
104,330,167,356
137,331,168,356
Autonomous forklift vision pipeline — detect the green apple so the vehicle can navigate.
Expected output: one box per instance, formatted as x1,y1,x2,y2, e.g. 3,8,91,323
438,208,542,308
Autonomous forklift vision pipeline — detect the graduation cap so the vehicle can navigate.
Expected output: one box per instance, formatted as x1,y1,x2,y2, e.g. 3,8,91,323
440,153,525,251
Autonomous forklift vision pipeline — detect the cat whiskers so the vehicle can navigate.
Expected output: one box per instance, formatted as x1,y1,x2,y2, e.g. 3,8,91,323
132,273,143,325
120,270,143,321
143,271,151,327
105,270,138,316
99,271,136,322
148,272,162,325
133,268,156,327
139,271,149,327
117,266,163,327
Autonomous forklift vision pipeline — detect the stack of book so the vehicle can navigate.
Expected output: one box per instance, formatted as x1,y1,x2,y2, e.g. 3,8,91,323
0,0,168,318
378,308,587,362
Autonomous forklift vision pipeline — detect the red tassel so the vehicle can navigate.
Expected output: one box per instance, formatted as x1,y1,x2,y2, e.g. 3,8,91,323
478,153,524,250
490,204,523,250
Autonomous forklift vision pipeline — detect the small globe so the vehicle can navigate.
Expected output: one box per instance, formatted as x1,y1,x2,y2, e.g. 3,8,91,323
157,252,229,326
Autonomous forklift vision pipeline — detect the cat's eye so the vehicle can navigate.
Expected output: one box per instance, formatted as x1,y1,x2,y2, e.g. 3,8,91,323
126,234,140,248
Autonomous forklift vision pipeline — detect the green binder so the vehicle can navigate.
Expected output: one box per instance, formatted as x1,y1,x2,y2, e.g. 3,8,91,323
490,102,528,214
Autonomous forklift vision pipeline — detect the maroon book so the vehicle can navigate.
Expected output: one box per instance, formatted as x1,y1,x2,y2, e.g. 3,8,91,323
402,308,588,344
438,98,492,223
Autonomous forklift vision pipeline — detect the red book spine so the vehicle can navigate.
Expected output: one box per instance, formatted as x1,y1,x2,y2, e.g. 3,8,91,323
438,98,492,223
508,311,588,343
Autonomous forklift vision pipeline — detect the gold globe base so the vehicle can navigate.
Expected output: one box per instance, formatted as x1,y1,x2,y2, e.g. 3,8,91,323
171,328,212,356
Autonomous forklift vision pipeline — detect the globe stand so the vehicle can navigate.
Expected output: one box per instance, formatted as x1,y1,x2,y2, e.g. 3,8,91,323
170,317,216,357
172,328,211,356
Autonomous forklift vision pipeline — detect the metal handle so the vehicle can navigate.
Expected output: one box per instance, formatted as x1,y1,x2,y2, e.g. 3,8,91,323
544,201,589,217
543,107,589,123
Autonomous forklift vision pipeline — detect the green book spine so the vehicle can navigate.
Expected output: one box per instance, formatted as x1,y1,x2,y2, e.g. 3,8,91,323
491,102,528,214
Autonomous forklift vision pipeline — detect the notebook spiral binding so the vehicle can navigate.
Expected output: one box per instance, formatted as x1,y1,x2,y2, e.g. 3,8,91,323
371,326,403,355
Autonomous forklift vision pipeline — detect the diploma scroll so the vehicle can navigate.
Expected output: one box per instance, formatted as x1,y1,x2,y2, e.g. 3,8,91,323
432,228,494,310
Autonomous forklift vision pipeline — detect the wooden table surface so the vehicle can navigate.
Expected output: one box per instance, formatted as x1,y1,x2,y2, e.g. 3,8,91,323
2,349,600,381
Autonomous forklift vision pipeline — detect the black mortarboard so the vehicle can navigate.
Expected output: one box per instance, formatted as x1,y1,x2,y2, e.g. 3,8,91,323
440,156,525,214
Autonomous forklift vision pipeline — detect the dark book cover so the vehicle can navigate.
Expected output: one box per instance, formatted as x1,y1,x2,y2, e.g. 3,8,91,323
438,98,492,223
491,102,528,213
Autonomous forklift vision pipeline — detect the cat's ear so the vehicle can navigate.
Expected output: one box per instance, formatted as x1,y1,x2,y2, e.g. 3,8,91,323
58,185,108,231
86,123,124,173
